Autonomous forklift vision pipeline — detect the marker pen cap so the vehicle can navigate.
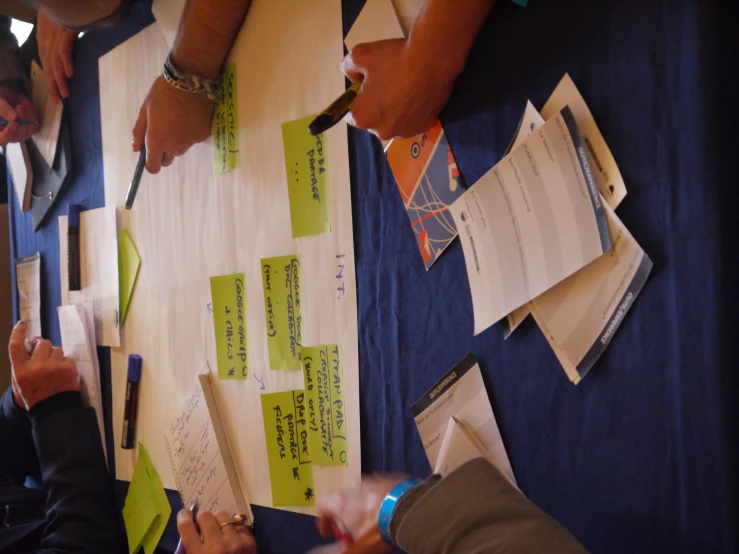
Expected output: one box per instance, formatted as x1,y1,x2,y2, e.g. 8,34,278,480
127,354,142,383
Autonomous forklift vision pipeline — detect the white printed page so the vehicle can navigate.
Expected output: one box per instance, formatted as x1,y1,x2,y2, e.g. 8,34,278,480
450,106,611,334
530,202,652,384
58,207,120,347
541,74,627,209
413,355,516,487
16,253,41,338
30,61,63,169
164,377,240,514
58,303,107,463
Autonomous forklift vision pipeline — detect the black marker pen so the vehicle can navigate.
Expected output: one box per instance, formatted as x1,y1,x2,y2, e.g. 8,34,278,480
68,204,82,291
121,354,142,449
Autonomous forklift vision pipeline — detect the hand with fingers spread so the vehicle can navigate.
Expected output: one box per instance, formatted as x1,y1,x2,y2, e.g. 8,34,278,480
177,508,257,554
0,86,39,148
8,321,79,410
36,11,77,104
131,75,215,174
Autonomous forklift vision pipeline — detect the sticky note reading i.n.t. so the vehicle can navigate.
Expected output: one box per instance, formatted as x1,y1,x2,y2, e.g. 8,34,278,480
213,63,240,174
260,255,304,370
302,345,347,466
260,390,316,507
281,116,330,237
210,273,248,379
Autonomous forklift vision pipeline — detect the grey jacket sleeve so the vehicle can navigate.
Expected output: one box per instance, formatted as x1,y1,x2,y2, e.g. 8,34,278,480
391,458,589,554
0,15,28,85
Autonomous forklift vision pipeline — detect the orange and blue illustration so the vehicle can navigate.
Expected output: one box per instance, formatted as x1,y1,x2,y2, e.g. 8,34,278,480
386,121,464,270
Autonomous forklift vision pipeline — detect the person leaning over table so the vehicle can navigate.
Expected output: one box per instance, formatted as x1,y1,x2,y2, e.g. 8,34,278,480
0,321,122,553
2,0,498,172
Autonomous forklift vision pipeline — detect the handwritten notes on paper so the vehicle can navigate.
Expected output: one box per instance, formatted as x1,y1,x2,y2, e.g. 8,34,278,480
261,255,304,370
282,116,330,237
214,64,240,174
210,274,249,379
260,390,315,506
302,345,347,466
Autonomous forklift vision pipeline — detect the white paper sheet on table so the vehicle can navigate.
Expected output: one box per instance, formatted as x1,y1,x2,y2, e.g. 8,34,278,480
344,0,405,52
58,303,108,464
30,61,63,169
99,1,360,515
6,142,31,212
58,206,120,347
151,0,186,49
413,354,517,488
450,107,611,334
391,0,424,35
16,253,41,338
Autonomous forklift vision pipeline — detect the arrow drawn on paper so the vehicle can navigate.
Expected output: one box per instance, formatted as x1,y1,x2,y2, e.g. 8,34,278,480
207,303,213,314
254,375,265,390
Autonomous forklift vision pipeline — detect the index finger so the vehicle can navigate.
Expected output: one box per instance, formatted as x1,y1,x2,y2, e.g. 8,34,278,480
8,321,30,369
176,509,202,552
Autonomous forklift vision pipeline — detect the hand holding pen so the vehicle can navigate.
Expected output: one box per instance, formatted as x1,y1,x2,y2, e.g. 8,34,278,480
176,503,256,554
0,85,39,148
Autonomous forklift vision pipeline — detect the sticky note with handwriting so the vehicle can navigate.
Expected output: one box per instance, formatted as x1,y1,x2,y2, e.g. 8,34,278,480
302,345,347,466
260,390,316,506
261,255,304,370
282,116,330,237
210,273,248,379
213,64,240,174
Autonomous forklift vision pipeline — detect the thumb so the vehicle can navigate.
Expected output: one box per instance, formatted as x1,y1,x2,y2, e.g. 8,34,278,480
8,321,30,370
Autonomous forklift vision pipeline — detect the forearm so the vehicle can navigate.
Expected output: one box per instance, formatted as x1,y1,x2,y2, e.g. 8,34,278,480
407,0,496,82
0,386,38,482
172,0,252,79
0,15,27,86
392,458,588,554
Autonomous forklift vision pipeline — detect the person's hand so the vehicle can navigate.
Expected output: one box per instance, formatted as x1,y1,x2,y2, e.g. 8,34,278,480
177,509,257,554
8,321,79,409
340,39,461,140
36,11,77,104
0,86,39,148
132,75,215,174
311,474,408,554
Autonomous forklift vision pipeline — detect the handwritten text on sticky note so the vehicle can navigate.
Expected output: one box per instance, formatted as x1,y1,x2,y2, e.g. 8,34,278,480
213,64,240,174
210,273,248,379
261,255,304,370
302,345,347,466
282,116,330,237
261,390,315,506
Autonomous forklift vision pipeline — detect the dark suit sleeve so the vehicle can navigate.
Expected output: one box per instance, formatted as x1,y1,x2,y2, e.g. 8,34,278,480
28,391,121,554
0,386,39,483
0,15,27,85
392,458,589,554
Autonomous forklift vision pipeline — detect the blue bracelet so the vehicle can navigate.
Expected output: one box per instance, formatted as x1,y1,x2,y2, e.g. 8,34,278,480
377,478,423,544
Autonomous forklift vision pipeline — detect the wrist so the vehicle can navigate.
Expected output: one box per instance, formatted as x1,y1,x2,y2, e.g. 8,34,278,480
27,391,81,421
377,477,423,544
406,25,468,87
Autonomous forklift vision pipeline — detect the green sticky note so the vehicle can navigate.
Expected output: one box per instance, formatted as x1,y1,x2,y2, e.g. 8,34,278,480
281,116,330,237
210,273,249,379
261,255,304,370
302,345,347,466
213,63,240,174
260,390,316,506
123,444,159,554
138,444,172,554
118,229,141,327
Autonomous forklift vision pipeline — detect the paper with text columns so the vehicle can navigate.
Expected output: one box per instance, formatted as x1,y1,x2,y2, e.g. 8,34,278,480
210,274,249,379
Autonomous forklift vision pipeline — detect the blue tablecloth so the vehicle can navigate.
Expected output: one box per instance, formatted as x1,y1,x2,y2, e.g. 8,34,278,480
7,0,739,552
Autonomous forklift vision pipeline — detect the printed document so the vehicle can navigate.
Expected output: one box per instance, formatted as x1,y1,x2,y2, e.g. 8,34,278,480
16,253,41,338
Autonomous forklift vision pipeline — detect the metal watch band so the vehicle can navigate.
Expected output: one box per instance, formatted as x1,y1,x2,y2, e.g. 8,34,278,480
163,53,223,103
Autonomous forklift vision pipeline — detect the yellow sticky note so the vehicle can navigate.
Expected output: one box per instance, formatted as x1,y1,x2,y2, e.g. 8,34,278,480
261,255,304,370
210,273,249,379
302,345,347,466
213,63,240,174
118,229,141,327
260,390,316,506
139,444,172,554
281,116,330,237
123,444,159,554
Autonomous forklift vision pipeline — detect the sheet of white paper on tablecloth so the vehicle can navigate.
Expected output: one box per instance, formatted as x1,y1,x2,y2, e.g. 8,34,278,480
99,2,360,515
58,206,120,347
345,0,405,52
151,0,186,49
16,253,41,338
30,61,63,169
391,0,424,35
6,142,31,211
58,303,107,464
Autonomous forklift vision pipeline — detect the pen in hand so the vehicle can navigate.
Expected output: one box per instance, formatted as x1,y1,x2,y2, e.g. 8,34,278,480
124,146,147,210
0,118,37,126
174,503,199,554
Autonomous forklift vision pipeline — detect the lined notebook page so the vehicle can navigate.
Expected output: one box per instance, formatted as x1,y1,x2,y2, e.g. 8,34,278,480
164,377,239,513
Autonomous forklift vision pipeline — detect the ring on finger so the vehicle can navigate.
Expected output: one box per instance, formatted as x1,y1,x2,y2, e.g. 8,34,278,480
220,513,248,529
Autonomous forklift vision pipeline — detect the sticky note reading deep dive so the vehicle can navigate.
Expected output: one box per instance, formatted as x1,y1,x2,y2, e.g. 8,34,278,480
260,390,316,506
213,64,240,174
261,255,304,370
302,345,347,466
282,116,330,237
210,273,249,379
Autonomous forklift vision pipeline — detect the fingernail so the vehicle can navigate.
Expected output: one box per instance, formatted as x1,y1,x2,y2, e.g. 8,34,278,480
16,320,26,326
